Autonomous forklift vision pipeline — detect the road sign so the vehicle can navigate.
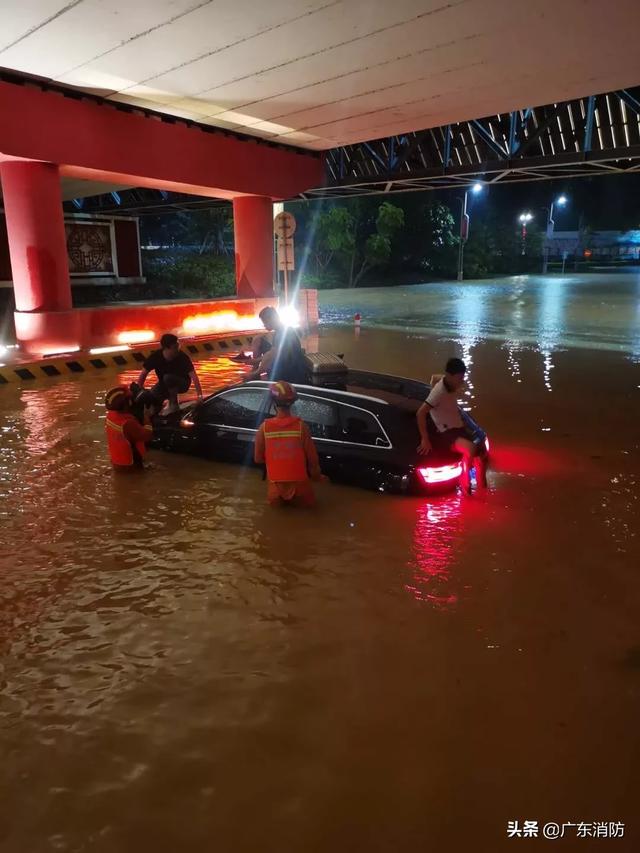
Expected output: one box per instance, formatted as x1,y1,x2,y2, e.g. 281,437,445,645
274,211,296,239
460,213,470,242
277,236,294,271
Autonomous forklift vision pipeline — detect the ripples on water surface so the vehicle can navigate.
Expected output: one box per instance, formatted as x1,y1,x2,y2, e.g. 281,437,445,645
1,276,640,852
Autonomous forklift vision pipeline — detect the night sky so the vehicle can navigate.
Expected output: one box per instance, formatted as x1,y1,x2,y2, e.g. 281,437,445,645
439,173,640,232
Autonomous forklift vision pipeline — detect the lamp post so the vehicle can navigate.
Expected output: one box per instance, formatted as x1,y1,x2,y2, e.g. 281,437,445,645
518,212,533,255
457,182,483,281
542,194,568,274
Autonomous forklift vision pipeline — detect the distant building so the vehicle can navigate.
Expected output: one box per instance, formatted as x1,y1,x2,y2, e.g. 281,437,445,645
546,230,640,260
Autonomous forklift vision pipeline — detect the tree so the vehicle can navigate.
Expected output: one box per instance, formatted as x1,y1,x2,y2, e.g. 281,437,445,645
390,197,457,277
141,206,233,254
314,199,404,287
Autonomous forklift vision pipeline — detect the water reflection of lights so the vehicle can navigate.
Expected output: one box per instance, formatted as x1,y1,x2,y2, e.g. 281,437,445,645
454,288,486,408
117,356,248,397
504,278,527,382
406,493,463,607
538,278,567,392
505,341,523,382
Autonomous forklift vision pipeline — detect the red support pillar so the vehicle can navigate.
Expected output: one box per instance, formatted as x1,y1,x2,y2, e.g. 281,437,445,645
0,161,71,311
233,195,274,299
0,160,77,354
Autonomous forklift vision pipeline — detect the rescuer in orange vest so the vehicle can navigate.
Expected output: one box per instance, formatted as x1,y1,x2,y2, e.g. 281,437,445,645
104,385,154,470
254,381,324,506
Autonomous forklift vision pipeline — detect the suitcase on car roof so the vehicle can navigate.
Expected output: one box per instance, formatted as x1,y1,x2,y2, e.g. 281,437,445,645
304,352,348,374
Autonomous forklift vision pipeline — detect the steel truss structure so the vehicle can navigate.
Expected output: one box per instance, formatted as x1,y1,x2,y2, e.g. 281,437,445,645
306,88,640,199
64,188,229,216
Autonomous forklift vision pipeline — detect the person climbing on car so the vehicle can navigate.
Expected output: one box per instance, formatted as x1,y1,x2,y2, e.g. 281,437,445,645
254,381,325,507
416,357,487,494
135,333,203,415
104,385,154,471
246,306,310,384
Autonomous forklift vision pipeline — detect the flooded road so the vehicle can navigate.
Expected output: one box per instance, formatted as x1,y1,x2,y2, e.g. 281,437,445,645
1,274,640,852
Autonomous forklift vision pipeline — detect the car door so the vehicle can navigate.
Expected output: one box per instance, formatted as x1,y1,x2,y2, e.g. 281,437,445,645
333,403,393,489
292,394,392,488
274,394,343,481
195,387,270,464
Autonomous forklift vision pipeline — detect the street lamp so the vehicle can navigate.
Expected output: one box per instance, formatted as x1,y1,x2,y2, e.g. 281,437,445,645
542,194,568,274
457,182,483,281
518,211,533,255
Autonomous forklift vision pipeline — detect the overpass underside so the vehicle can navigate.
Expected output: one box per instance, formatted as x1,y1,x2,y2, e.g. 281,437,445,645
308,88,640,198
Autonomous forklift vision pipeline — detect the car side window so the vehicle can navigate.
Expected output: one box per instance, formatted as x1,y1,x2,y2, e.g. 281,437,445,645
293,396,340,439
338,406,390,447
200,389,269,430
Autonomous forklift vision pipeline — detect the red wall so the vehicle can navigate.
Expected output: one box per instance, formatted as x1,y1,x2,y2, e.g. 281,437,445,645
0,79,324,200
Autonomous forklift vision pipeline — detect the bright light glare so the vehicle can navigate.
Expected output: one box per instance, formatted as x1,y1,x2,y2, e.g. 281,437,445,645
279,305,300,327
519,212,533,223
0,345,7,358
90,345,130,355
117,330,155,345
40,346,81,356
485,436,490,453
418,463,463,484
472,182,483,194
182,310,262,335
557,195,568,206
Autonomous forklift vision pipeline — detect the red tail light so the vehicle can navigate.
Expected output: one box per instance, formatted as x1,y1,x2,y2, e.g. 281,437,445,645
418,463,462,484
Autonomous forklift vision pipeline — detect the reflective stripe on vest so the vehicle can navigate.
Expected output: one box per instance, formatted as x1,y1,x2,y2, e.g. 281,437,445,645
106,411,147,466
263,416,308,482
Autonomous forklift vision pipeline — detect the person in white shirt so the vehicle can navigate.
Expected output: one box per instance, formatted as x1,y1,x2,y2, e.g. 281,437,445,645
416,357,487,493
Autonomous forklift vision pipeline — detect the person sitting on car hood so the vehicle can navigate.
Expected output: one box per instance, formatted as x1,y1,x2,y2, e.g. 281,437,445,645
135,333,203,415
416,357,487,494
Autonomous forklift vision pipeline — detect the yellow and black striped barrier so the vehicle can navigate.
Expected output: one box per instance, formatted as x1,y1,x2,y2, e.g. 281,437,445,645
0,333,256,386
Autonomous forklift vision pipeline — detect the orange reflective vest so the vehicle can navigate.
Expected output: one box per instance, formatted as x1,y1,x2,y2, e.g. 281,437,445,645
263,416,309,482
105,411,149,467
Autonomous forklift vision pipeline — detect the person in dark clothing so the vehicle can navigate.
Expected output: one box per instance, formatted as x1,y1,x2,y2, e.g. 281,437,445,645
136,333,203,414
246,307,310,384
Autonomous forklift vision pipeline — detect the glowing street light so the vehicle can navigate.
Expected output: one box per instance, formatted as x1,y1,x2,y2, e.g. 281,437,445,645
542,194,569,273
457,182,484,281
518,212,533,255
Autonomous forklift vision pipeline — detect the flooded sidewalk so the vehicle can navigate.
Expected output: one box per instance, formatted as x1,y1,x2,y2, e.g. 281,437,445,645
1,276,639,852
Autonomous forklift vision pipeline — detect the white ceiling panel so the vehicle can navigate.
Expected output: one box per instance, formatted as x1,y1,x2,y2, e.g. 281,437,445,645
0,0,638,151
55,0,334,92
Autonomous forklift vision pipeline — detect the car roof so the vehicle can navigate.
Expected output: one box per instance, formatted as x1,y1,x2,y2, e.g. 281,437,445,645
229,371,430,415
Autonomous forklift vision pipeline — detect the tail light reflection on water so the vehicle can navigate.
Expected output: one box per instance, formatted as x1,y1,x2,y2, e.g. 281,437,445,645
406,493,464,607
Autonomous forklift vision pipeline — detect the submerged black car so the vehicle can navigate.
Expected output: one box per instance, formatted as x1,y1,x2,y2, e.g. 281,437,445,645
152,369,488,495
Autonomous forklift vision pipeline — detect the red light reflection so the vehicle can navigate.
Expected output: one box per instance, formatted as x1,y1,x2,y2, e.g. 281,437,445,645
406,493,463,607
418,463,462,484
488,444,573,477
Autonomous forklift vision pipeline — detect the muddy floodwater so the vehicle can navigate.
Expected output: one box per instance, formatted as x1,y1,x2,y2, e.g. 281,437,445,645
1,273,639,852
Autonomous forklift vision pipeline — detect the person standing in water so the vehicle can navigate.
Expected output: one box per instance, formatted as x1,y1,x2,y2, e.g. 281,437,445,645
254,381,325,507
246,307,310,384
